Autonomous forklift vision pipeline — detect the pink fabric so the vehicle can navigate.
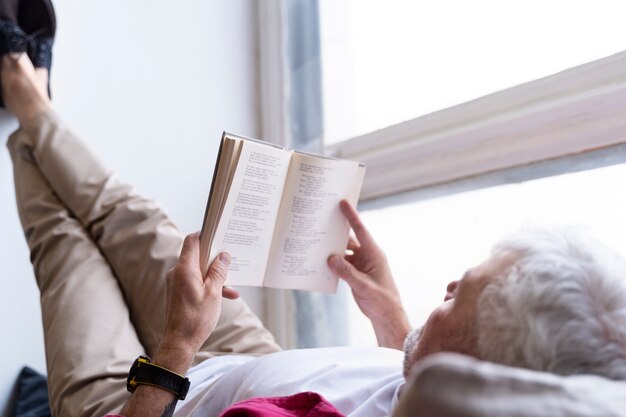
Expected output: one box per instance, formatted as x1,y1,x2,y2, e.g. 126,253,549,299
218,392,345,417
103,391,344,417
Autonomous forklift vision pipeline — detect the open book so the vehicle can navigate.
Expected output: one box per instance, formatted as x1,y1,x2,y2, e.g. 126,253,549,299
199,132,365,293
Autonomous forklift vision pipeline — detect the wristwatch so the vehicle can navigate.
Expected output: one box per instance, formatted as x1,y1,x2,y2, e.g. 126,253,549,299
127,355,190,400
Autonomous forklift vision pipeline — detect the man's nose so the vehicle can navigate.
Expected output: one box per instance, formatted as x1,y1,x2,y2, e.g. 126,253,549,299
447,280,459,293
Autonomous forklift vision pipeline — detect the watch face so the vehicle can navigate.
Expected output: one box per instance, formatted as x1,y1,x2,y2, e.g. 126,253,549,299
126,355,189,400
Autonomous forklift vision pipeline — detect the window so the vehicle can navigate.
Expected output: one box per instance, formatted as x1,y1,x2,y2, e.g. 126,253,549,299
320,0,626,145
349,153,626,345
258,0,626,348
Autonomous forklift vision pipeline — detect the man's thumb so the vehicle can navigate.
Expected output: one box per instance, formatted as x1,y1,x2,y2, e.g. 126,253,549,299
328,255,362,286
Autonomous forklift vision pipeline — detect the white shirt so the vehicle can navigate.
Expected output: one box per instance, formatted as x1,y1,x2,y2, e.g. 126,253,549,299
175,346,405,417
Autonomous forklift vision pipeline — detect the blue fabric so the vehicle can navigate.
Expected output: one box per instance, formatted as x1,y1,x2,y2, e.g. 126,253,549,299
11,367,51,417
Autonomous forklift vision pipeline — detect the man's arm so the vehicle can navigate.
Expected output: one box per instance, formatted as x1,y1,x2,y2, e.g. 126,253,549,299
328,200,411,350
119,233,236,417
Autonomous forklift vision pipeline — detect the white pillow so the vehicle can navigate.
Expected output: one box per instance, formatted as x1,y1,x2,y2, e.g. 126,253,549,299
393,352,626,417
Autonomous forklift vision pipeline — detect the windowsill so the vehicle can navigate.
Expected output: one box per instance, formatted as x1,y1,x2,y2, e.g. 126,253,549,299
326,51,626,201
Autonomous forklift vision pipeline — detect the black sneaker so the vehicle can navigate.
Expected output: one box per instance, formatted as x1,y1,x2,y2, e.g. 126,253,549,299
0,0,18,21
18,0,56,70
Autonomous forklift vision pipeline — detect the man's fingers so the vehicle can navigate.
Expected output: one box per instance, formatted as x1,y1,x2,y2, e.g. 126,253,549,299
222,286,240,300
347,236,360,251
339,200,377,250
328,255,365,290
179,232,201,265
206,252,231,284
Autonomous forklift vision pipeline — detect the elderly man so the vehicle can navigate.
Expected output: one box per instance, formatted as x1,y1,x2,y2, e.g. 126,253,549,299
3,13,626,417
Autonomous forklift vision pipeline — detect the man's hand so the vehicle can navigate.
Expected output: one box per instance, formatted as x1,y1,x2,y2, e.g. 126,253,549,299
328,200,411,350
161,232,237,357
120,233,235,417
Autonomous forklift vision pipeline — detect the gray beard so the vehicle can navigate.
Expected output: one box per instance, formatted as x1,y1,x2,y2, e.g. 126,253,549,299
402,326,423,377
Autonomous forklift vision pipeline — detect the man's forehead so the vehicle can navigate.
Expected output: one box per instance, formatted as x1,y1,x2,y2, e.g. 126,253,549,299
470,250,520,283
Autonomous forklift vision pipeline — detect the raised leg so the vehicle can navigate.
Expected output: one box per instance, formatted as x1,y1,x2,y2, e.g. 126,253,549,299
12,110,281,358
8,131,141,417
4,53,280,362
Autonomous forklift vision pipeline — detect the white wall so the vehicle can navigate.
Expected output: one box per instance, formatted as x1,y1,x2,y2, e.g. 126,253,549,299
0,0,263,413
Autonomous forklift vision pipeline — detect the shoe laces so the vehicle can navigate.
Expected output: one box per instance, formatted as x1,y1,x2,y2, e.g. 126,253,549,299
1,20,46,56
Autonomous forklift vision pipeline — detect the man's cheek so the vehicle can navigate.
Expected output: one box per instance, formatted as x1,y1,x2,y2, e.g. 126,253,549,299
425,302,451,330
413,309,446,359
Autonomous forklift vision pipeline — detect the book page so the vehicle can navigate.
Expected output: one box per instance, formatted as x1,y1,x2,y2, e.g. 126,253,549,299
210,141,292,286
264,154,365,292
199,137,242,275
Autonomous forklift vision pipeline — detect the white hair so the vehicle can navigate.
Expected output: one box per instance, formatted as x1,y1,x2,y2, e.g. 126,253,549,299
476,227,626,379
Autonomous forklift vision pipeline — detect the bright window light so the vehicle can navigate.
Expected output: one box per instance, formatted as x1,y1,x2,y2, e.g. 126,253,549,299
320,0,626,144
347,162,626,346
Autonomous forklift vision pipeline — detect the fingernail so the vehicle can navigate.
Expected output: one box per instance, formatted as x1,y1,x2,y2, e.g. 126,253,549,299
219,253,231,265
328,256,341,269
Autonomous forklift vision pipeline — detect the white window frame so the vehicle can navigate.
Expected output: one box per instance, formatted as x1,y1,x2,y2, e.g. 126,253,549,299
258,0,291,149
256,0,626,345
326,51,626,201
257,0,296,348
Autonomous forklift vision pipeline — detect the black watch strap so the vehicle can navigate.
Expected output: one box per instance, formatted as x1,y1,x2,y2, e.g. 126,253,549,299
127,356,190,400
